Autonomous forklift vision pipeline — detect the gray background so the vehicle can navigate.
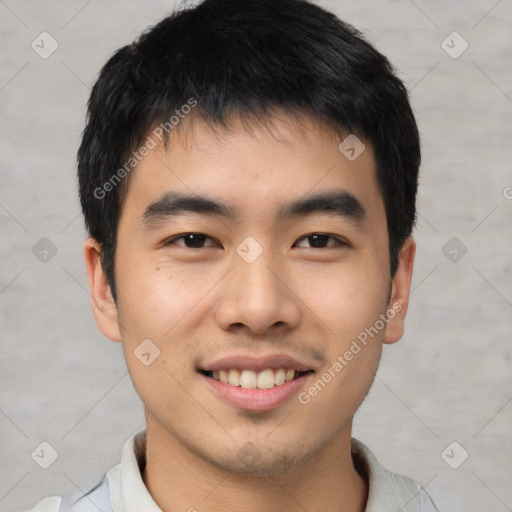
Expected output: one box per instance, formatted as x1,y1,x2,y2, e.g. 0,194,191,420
1,0,511,510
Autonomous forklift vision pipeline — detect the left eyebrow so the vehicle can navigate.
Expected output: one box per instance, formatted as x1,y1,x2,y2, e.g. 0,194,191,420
141,189,366,229
275,189,366,225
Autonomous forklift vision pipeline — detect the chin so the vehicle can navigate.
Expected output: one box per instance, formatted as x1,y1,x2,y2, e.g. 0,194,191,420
207,449,308,476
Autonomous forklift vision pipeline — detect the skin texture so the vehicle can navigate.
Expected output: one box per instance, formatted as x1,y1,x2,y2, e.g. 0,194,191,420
84,112,415,512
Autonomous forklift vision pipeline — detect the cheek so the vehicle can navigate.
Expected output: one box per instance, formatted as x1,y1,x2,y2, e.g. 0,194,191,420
293,260,387,403
294,261,389,340
114,257,205,414
116,252,209,336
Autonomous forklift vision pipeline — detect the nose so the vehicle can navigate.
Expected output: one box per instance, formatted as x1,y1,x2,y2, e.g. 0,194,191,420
215,250,301,336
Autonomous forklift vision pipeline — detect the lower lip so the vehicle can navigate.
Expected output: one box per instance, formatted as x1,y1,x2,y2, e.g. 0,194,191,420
200,372,313,411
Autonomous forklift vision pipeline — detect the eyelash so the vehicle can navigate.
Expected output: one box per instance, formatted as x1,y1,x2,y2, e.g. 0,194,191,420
163,233,348,249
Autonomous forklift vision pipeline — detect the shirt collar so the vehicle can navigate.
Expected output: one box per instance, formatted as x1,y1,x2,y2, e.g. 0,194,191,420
351,438,422,511
108,429,421,512
107,428,160,512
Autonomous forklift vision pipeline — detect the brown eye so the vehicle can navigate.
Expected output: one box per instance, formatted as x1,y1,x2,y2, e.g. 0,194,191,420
295,234,346,249
165,233,218,249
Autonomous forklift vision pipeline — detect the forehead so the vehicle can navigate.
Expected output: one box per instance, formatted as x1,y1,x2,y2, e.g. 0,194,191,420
120,112,384,227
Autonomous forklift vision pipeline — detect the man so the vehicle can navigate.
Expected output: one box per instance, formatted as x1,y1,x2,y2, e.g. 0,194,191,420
25,0,438,510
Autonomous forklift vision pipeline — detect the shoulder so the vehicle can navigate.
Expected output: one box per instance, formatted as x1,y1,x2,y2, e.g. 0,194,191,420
19,496,62,512
19,475,111,512
351,438,438,512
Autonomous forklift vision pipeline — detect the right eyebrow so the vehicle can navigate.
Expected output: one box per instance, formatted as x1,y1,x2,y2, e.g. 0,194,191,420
141,192,238,229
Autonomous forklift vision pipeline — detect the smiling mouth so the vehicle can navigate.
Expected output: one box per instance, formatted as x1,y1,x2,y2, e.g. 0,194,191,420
200,368,314,390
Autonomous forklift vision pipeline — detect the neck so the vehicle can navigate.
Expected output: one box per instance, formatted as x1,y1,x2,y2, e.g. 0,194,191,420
141,417,368,512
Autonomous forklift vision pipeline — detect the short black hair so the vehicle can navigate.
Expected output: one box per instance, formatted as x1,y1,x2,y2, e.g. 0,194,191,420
78,0,420,303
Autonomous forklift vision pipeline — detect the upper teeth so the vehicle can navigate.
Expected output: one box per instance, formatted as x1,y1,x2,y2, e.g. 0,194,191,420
211,368,297,389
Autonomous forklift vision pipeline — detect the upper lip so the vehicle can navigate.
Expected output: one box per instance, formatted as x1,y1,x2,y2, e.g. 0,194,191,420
199,353,317,373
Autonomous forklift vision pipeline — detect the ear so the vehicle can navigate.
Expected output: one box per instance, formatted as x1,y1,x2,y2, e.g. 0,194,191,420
383,237,416,345
83,238,122,342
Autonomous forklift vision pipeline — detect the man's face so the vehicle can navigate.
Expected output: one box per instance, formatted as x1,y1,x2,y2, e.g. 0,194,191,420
90,113,411,475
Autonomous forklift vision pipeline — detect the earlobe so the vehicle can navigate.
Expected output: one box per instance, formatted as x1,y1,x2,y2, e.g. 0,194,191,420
383,237,416,345
83,238,122,342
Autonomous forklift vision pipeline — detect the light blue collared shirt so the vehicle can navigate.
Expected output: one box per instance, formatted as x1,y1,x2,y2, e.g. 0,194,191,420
23,429,438,512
